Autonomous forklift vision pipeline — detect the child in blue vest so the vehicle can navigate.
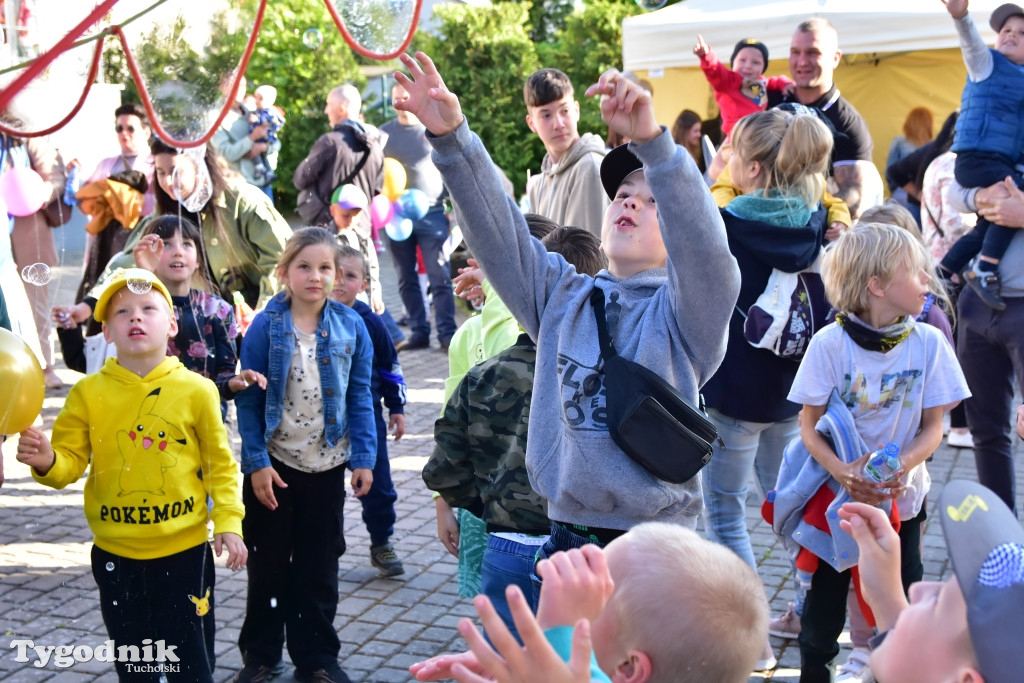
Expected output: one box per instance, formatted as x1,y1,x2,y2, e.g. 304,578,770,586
939,0,1024,310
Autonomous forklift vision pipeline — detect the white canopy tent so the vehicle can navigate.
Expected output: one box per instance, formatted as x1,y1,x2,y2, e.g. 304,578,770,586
622,0,1007,176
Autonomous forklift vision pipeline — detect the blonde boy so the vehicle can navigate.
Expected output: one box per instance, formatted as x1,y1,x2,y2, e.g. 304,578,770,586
411,522,769,683
16,268,245,681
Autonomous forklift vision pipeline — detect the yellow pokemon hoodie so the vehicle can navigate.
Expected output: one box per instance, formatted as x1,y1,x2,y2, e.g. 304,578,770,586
35,356,244,559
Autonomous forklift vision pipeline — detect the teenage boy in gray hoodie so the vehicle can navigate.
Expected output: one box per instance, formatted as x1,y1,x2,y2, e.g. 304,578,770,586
394,52,740,557
524,68,609,236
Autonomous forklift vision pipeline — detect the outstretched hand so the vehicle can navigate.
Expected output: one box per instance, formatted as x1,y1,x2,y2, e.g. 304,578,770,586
693,34,711,58
394,52,465,138
942,0,968,20
584,70,660,145
838,502,907,632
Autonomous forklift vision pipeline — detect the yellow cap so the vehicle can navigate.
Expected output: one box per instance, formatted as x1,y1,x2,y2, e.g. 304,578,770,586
93,268,174,323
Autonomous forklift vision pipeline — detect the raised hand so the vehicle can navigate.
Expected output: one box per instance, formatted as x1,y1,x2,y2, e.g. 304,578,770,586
584,69,660,145
535,545,615,629
393,52,465,138
942,0,968,20
693,34,711,58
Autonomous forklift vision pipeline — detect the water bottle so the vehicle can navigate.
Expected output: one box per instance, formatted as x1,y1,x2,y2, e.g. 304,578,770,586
862,442,901,484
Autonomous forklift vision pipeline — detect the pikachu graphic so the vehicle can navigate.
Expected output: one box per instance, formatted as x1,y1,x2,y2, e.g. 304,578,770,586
116,388,186,497
188,588,211,616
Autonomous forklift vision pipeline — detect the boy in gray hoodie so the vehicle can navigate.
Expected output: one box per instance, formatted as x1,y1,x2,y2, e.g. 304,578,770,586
395,52,740,556
524,68,609,236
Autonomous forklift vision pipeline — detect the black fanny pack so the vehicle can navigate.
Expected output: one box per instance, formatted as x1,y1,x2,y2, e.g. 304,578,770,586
591,288,717,483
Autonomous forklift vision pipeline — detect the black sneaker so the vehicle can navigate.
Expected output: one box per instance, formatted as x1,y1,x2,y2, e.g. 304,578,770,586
962,264,1006,311
370,542,406,577
395,333,429,352
295,665,352,683
232,663,278,683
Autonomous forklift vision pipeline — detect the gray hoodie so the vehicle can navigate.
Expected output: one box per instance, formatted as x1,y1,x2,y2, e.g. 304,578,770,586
527,133,609,236
430,121,740,531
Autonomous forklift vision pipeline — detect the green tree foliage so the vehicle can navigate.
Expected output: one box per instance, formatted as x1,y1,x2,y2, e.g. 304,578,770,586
420,3,541,197
208,2,364,212
548,0,642,144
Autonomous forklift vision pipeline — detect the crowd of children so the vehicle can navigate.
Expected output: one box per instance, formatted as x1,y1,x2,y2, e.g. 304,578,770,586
6,7,1024,681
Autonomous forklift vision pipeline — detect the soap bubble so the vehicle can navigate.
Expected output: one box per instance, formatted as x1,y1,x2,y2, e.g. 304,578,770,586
302,28,323,50
634,0,667,10
126,278,153,295
105,562,115,572
20,263,51,286
112,600,118,606
270,597,278,608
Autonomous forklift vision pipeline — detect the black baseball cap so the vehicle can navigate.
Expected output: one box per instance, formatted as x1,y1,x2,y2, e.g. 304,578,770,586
600,144,644,201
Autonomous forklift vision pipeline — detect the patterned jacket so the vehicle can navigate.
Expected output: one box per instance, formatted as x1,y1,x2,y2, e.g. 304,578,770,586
424,334,548,534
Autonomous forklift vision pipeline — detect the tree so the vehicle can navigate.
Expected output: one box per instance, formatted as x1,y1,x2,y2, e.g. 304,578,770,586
420,3,541,197
542,0,642,144
208,1,364,212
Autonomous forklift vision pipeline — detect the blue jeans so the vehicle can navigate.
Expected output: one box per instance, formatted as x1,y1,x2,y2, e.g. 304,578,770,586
379,308,405,346
481,534,545,643
701,408,799,570
385,209,457,342
359,405,398,547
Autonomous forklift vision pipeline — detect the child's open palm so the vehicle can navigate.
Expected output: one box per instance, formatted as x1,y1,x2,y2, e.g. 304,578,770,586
394,52,465,138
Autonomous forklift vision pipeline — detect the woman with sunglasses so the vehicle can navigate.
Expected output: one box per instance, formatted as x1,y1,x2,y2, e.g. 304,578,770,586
72,103,155,215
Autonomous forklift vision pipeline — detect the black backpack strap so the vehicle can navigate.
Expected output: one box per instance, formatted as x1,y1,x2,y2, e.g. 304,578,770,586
590,287,616,361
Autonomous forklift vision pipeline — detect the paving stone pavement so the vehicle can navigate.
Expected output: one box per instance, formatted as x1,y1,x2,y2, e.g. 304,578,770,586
1,233,1021,682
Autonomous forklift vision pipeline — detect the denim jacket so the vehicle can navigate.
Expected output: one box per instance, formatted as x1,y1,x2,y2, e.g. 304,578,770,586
236,292,377,474
772,389,891,572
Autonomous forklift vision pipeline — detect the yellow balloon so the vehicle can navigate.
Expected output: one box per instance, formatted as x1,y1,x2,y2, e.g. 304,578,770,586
0,327,45,434
382,157,407,202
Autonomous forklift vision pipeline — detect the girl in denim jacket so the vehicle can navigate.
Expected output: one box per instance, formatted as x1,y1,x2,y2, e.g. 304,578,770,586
234,226,377,683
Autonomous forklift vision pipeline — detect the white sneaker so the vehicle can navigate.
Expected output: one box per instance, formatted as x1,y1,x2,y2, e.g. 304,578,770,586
753,640,777,671
947,430,974,449
836,647,874,683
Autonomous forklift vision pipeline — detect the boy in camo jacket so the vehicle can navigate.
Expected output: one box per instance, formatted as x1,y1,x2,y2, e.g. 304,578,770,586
423,226,606,642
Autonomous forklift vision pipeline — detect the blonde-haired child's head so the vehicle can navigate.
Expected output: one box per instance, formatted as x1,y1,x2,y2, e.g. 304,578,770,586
595,523,768,683
254,84,277,108
729,108,833,206
823,222,933,321
858,201,921,242
276,226,342,300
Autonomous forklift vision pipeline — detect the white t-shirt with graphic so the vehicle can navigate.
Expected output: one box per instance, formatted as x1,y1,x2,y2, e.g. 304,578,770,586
788,321,970,519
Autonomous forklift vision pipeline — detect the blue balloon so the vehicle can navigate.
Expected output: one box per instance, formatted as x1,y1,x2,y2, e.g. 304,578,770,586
384,217,413,241
395,188,429,221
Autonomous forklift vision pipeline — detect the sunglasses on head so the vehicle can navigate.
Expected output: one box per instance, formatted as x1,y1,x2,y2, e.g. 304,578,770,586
115,125,136,134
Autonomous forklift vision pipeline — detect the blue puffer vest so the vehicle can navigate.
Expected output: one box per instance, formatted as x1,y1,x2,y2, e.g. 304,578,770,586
952,48,1024,158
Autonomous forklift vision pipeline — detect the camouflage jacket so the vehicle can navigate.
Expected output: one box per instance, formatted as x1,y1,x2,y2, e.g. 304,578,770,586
424,334,549,534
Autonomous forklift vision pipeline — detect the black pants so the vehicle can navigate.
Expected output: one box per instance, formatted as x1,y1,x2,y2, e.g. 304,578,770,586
91,543,215,682
238,459,347,673
958,289,1024,512
942,152,1023,273
798,507,926,683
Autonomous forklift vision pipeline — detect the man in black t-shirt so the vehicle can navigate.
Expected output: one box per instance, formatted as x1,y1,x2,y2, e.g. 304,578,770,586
768,18,881,219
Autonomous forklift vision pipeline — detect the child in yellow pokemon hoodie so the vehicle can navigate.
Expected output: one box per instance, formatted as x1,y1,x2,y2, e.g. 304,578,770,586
16,269,245,682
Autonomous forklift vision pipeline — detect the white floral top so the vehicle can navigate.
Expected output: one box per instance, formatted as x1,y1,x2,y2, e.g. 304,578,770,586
920,152,977,264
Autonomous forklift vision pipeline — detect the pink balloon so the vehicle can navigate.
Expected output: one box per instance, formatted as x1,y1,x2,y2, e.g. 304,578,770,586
0,167,49,217
370,194,394,231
